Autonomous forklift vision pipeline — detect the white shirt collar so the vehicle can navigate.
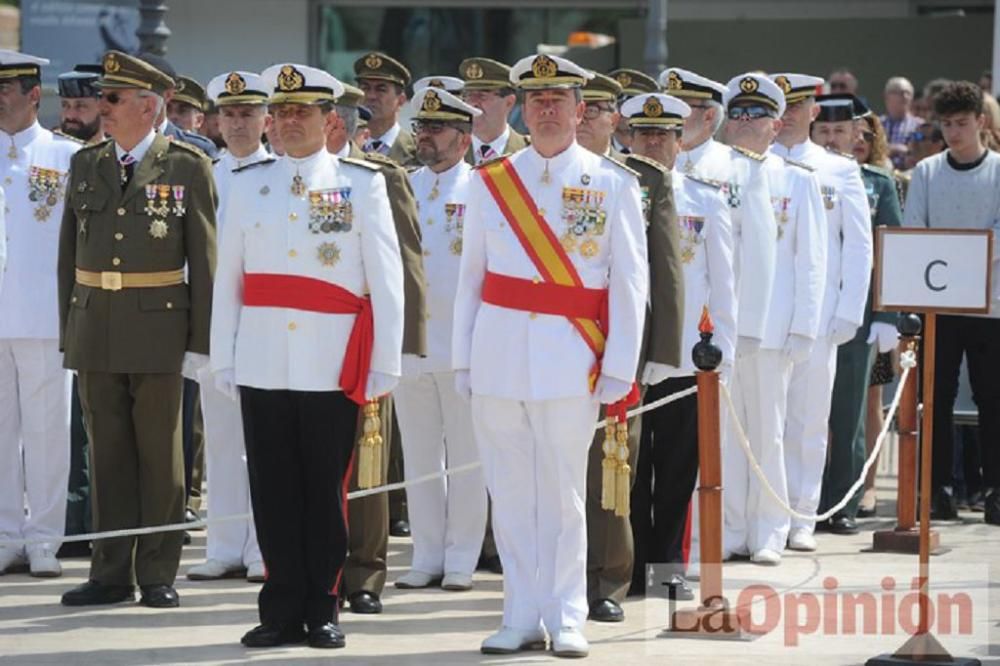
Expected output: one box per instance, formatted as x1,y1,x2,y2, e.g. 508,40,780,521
526,140,581,175
115,129,157,165
472,125,510,161
228,144,269,169
334,141,351,159
1,120,43,152
373,122,401,149
283,146,329,170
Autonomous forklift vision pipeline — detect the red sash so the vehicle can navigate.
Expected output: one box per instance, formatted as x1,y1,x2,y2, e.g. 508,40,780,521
243,272,372,405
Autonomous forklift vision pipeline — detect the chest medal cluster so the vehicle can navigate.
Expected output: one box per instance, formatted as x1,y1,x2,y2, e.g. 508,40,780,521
308,187,353,268
722,181,742,209
820,184,836,210
143,184,186,239
677,215,706,264
444,202,466,256
772,196,791,240
28,166,67,222
559,186,608,258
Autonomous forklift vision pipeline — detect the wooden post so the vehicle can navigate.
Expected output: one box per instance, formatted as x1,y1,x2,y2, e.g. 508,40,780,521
873,314,939,553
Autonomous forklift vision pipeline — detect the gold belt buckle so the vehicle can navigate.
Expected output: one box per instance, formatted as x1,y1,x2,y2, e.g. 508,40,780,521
100,271,123,291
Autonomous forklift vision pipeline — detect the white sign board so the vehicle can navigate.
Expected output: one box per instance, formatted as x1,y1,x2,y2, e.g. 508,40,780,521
875,228,994,314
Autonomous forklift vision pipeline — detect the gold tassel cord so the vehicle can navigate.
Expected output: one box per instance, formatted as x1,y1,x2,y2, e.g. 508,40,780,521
600,421,617,511
357,399,383,489
614,419,630,517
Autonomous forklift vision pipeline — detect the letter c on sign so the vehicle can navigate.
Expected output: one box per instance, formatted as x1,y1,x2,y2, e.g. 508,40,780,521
924,260,947,292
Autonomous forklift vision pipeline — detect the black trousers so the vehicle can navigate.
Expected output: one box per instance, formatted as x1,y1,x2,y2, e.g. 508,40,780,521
66,376,91,536
241,387,358,630
932,315,1000,490
630,376,698,591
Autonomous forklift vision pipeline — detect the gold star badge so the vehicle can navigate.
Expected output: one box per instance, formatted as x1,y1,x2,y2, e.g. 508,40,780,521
149,219,169,239
317,242,341,267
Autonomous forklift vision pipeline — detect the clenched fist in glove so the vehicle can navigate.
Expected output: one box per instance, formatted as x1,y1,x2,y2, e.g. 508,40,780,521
828,317,858,346
867,322,899,353
365,372,398,400
594,375,632,404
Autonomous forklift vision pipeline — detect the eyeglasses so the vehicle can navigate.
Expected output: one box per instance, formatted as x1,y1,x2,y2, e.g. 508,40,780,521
906,131,928,142
583,104,615,120
98,91,125,105
727,105,773,120
860,130,876,143
411,120,464,135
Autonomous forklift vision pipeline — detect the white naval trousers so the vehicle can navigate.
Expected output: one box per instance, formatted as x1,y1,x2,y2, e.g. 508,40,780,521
471,394,599,633
394,370,486,576
197,367,261,566
784,336,838,534
0,339,70,552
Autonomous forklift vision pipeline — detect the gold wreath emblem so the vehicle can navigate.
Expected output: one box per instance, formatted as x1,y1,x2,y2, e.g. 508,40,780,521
225,72,247,95
774,75,792,94
666,71,683,91
465,62,484,80
364,53,383,70
531,55,558,79
428,79,444,89
104,53,120,74
176,79,186,92
740,77,758,93
643,97,664,118
615,72,632,88
422,91,442,112
277,65,305,92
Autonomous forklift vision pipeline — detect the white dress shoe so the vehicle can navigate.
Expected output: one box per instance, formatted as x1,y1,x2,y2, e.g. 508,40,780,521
480,626,547,654
246,560,266,582
441,572,473,591
686,562,701,581
751,548,782,565
0,547,26,574
187,559,244,580
27,547,61,578
551,627,589,658
787,528,817,552
394,570,441,589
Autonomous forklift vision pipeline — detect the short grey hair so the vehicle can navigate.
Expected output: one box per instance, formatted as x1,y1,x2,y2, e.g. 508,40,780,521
707,100,725,134
333,104,359,136
885,76,914,95
139,90,164,115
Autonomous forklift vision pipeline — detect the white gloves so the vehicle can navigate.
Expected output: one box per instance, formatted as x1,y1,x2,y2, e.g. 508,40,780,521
365,371,398,400
181,352,209,381
829,317,859,346
594,375,632,404
736,336,760,360
641,362,676,386
783,334,814,364
454,369,471,401
214,368,239,401
867,322,899,353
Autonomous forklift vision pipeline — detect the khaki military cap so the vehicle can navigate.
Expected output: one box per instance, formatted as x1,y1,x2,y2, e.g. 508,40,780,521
354,52,410,87
582,72,623,103
458,57,512,90
608,68,658,97
97,50,174,95
173,75,207,110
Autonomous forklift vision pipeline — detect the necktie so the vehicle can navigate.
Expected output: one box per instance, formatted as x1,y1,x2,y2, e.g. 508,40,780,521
479,144,497,163
364,139,385,155
119,153,136,188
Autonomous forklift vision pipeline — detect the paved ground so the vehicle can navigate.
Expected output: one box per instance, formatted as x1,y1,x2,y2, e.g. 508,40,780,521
0,478,997,666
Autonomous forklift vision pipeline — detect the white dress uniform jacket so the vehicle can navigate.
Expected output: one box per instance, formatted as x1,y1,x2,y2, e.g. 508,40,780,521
212,145,270,208
676,138,776,342
453,143,648,399
211,148,404,391
770,140,872,331
0,122,79,338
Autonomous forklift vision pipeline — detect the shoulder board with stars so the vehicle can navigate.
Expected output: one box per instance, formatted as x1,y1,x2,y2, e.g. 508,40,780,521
167,138,210,160
472,154,508,170
625,153,668,173
51,129,85,145
782,157,815,172
232,157,277,173
75,137,113,155
602,154,640,178
861,163,893,179
684,173,724,190
730,145,765,162
825,146,857,162
341,156,381,171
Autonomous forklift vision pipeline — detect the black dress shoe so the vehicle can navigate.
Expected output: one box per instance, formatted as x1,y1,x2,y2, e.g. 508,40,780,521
931,487,958,521
984,489,1000,526
665,574,695,601
588,598,624,623
827,515,859,535
856,505,877,519
307,622,346,649
814,519,831,533
348,591,382,614
389,519,411,537
477,554,503,574
61,580,135,606
241,623,306,648
56,540,92,559
183,530,192,545
139,584,180,608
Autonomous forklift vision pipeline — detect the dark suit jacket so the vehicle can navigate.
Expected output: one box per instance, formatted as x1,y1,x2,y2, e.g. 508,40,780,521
162,120,219,160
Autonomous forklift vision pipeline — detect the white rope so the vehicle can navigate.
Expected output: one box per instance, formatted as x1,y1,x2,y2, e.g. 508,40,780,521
721,350,916,523
0,384,699,549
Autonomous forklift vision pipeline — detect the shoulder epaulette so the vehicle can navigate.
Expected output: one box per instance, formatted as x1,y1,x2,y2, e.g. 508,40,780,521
76,137,113,154
51,129,85,145
341,155,381,171
825,146,856,161
625,153,668,173
730,145,765,162
359,151,398,167
782,157,815,172
602,154,640,178
473,154,507,170
167,138,209,160
684,173,724,190
232,157,276,173
861,163,892,179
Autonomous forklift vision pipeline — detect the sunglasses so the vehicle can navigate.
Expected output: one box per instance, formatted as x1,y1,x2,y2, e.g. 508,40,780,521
906,131,929,142
727,105,773,120
98,91,126,105
860,130,876,143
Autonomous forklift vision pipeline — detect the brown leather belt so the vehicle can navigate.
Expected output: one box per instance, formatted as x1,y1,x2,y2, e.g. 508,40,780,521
75,268,185,292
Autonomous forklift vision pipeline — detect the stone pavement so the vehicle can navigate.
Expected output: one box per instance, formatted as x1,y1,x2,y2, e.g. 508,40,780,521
0,479,997,666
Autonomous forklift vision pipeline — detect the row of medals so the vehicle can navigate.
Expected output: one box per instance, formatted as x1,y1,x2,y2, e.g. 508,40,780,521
293,173,353,268
29,166,65,222
559,187,607,258
678,216,705,264
144,184,187,239
425,179,465,256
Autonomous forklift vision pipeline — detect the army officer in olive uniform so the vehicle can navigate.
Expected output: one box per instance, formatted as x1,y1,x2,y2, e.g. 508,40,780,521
58,51,216,609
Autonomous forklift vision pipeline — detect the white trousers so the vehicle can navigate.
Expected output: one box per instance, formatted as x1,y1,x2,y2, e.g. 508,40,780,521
471,394,598,633
784,336,838,533
394,371,486,576
197,368,261,566
0,339,71,551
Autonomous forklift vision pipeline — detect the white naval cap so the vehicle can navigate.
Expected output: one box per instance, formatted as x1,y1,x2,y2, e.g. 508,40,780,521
509,53,594,90
207,71,269,106
769,72,824,104
0,49,49,80
413,75,465,94
724,73,786,117
260,63,344,105
657,67,727,104
410,87,481,123
620,93,690,129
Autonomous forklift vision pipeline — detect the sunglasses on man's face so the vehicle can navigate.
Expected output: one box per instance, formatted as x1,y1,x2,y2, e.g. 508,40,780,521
98,91,126,105
727,105,773,121
906,131,928,142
